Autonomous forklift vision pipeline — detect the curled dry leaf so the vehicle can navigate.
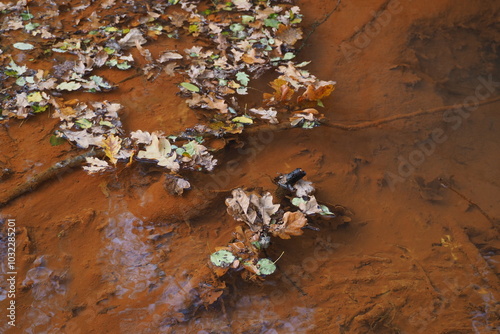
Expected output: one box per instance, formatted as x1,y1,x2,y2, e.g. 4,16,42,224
269,211,307,239
297,82,335,104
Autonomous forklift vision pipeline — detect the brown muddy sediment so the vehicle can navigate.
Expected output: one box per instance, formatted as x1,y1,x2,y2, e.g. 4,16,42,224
1,0,500,333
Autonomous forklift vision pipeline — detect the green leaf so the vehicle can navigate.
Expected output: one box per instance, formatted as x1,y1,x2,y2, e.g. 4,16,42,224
75,119,93,129
236,71,250,86
292,197,306,207
283,52,295,60
230,23,245,32
188,24,199,33
25,22,40,31
183,141,197,157
20,12,34,20
180,82,200,92
317,99,324,107
116,62,131,70
242,15,255,25
8,60,27,76
57,81,81,91
90,75,112,89
15,77,26,86
27,92,43,103
103,47,116,55
319,205,335,216
257,258,276,276
50,135,66,146
106,59,118,67
32,104,48,113
13,42,34,50
232,116,253,124
264,18,280,28
210,250,236,267
99,120,114,127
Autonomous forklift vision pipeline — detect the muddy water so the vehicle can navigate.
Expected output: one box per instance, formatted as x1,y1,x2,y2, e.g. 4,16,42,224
1,0,500,333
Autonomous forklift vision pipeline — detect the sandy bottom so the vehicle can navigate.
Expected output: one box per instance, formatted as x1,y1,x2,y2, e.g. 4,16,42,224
1,0,500,333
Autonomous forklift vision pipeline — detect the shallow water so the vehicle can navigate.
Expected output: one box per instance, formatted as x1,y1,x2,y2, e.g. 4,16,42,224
1,0,500,333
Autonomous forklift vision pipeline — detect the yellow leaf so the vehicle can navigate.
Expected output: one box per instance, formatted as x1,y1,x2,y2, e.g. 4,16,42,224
101,135,122,165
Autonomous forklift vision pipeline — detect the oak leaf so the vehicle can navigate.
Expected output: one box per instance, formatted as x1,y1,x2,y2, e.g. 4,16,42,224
101,134,122,165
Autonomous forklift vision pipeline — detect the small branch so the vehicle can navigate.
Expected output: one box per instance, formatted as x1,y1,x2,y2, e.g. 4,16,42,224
320,95,500,131
439,178,497,228
0,150,103,208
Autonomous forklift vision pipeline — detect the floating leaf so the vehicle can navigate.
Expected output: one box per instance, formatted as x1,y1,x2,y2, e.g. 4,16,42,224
210,250,236,268
270,211,307,239
232,116,253,124
75,119,93,129
101,134,122,165
83,157,110,174
257,258,276,275
297,83,335,104
50,135,66,146
57,81,81,91
25,22,40,31
13,42,34,50
180,82,200,92
27,92,43,103
236,71,250,86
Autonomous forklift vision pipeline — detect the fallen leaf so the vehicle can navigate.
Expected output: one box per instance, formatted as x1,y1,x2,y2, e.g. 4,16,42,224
297,82,335,104
101,134,122,165
276,25,303,45
13,42,35,50
83,157,110,174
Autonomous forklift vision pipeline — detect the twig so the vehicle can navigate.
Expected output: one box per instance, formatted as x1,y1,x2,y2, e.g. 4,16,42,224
321,95,500,131
439,178,497,227
298,0,341,52
0,150,103,208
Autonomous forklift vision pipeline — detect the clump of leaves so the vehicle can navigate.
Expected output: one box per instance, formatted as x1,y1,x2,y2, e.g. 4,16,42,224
209,169,339,280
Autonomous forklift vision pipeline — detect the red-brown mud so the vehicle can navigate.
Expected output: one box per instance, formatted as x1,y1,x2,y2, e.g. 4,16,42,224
1,0,500,333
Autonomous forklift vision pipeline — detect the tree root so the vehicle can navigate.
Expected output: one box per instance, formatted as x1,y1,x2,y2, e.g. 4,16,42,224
0,150,102,208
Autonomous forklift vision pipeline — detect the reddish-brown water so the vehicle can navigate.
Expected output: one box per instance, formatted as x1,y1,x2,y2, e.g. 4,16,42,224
1,0,500,333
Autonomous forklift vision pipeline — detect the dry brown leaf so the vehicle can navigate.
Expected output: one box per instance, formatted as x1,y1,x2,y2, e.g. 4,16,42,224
297,83,335,104
276,25,303,46
270,211,307,239
264,78,295,105
101,134,122,165
242,48,266,64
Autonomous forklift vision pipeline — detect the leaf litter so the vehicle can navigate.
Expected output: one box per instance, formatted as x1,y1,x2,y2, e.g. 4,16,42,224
0,0,336,183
